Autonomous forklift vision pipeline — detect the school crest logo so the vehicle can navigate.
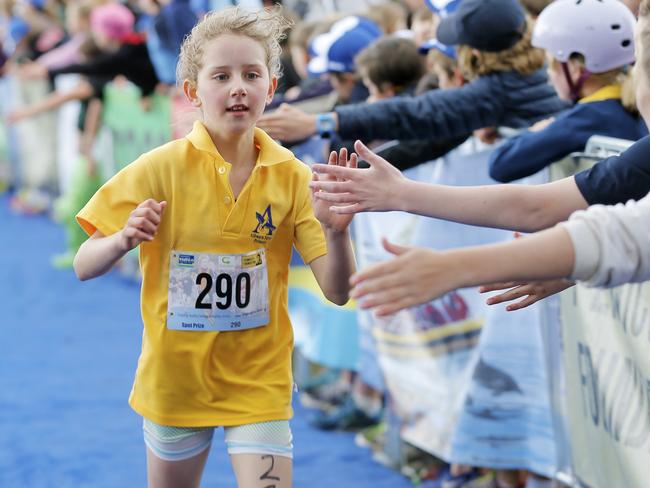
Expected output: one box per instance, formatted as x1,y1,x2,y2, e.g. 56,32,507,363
251,204,276,243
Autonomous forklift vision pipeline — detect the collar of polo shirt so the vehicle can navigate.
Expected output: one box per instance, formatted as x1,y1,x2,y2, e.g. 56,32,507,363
186,121,295,167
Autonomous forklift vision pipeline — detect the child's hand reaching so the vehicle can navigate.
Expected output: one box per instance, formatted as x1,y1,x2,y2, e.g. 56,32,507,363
119,199,167,251
350,238,461,316
311,148,357,232
309,140,406,214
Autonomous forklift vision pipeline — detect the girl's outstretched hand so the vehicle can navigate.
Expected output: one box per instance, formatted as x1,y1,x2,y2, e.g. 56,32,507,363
309,140,406,214
350,238,461,316
311,148,358,232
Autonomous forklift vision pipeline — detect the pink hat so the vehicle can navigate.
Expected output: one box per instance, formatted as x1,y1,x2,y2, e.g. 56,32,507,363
90,3,135,41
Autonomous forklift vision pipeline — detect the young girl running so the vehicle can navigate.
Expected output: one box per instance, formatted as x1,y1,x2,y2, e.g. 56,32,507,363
73,7,355,488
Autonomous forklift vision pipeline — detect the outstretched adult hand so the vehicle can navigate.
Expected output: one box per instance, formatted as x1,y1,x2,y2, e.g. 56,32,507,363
350,238,460,316
309,140,406,214
311,148,358,232
257,103,318,142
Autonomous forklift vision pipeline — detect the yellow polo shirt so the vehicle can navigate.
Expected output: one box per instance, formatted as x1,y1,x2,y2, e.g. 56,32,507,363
77,121,327,426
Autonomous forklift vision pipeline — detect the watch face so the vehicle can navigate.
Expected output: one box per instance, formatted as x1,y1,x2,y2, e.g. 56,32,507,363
317,114,335,137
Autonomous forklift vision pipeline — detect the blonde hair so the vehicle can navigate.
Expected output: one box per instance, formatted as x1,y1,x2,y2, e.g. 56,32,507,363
587,66,637,114
177,6,292,85
621,70,638,113
457,17,545,79
428,49,458,79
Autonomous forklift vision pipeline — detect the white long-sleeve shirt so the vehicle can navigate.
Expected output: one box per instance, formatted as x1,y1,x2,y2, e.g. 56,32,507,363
561,192,650,287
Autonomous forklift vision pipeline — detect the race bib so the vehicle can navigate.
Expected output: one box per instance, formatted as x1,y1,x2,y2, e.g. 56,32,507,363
166,249,269,332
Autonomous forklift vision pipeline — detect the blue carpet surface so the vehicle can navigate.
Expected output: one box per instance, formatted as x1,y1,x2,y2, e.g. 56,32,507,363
0,196,411,487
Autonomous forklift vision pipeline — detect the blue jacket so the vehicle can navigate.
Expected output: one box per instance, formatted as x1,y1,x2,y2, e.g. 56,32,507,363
334,68,569,141
489,98,648,182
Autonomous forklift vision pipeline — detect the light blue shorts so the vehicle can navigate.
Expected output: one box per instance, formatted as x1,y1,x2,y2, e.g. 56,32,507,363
143,418,293,462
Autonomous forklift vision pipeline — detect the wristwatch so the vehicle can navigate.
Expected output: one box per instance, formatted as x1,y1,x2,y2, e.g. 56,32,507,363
315,112,336,138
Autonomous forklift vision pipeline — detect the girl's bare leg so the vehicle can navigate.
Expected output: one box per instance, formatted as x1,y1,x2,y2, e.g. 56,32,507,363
146,445,210,488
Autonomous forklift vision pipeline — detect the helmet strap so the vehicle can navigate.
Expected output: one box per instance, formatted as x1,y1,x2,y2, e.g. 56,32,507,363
561,61,591,102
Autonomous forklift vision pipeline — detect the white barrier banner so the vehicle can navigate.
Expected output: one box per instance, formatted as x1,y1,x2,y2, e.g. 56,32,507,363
561,283,650,488
368,139,557,475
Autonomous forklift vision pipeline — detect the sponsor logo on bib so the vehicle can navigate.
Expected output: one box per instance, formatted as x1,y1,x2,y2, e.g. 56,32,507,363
178,254,195,267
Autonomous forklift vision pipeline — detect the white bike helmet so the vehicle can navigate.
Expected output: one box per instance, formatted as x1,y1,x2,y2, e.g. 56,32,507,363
532,0,635,73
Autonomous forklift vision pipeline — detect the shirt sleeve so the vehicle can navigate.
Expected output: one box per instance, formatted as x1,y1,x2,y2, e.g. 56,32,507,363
48,48,129,79
292,163,327,264
574,135,650,205
560,192,650,287
76,154,159,237
334,76,502,142
488,105,593,182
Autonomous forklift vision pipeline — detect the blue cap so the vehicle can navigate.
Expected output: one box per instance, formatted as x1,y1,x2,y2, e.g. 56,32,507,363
307,16,382,75
436,0,526,52
9,17,30,44
419,38,456,59
424,0,462,17
28,0,46,10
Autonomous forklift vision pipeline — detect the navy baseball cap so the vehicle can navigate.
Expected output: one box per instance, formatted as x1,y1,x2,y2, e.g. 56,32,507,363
436,0,526,52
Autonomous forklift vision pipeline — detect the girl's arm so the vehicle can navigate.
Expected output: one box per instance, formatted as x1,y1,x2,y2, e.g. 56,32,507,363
308,150,357,305
309,228,356,306
74,230,130,280
310,140,589,232
74,199,166,280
